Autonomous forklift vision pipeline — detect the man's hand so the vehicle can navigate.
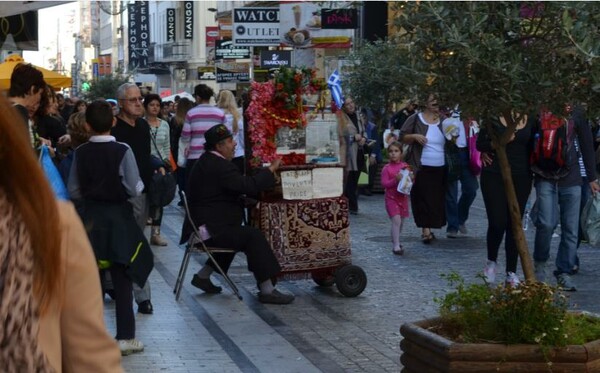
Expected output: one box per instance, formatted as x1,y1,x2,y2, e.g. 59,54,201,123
157,167,166,176
269,158,282,173
590,180,600,196
369,155,377,166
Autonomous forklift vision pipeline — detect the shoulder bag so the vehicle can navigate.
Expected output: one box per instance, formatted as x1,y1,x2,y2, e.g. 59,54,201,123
149,128,177,207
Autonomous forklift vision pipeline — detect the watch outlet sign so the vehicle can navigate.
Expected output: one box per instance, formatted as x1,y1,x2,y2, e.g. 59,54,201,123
233,7,280,46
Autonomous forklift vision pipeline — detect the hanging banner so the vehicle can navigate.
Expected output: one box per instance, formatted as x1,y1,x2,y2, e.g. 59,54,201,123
183,1,193,39
0,11,39,51
128,1,149,70
279,2,353,48
166,8,176,42
232,7,280,46
215,62,251,83
206,26,219,65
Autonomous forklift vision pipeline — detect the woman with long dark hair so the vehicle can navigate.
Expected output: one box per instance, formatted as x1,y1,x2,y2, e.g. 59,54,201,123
0,96,122,370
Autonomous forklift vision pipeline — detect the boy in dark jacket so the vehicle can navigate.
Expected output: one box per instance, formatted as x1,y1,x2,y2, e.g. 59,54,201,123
67,100,152,356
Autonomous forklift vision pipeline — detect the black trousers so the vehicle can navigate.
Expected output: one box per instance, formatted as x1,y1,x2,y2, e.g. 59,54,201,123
206,225,281,283
410,166,447,228
104,264,135,340
345,170,361,212
480,171,532,274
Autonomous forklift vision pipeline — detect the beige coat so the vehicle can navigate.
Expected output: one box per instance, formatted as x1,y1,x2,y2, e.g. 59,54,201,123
337,111,365,171
38,202,123,372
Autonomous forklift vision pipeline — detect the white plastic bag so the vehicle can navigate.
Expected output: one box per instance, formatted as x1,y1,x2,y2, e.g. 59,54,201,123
397,169,413,195
581,194,600,246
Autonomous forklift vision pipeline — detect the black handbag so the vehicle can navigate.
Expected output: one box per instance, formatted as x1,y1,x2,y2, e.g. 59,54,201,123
149,128,177,207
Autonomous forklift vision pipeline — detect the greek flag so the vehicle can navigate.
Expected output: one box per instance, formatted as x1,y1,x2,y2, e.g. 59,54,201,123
327,69,344,109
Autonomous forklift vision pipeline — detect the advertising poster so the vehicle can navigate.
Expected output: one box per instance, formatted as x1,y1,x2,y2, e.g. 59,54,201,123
279,2,353,49
305,113,340,164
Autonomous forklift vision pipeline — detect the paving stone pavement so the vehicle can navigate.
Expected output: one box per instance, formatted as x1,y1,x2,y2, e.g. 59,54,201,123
104,189,600,372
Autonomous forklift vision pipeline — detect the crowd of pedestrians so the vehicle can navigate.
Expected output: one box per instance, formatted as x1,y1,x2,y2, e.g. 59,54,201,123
3,60,600,370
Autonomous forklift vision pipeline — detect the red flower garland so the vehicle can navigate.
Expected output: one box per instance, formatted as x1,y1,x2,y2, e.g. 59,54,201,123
247,67,324,168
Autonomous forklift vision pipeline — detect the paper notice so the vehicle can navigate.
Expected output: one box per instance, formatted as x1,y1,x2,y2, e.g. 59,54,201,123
281,169,313,200
312,167,343,198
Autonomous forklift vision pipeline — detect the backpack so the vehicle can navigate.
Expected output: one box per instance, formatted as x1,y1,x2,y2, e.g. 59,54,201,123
530,111,575,180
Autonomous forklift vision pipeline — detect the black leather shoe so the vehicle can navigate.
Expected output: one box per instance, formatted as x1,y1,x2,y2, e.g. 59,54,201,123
191,274,222,294
258,289,295,304
137,300,153,314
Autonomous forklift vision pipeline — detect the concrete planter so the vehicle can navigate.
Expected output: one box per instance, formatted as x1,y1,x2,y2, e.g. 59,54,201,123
400,317,600,372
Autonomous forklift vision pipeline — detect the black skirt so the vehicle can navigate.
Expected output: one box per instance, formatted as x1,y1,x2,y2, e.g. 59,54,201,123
410,165,447,228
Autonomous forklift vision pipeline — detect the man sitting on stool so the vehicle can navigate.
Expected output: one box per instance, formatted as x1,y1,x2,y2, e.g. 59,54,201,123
180,124,294,304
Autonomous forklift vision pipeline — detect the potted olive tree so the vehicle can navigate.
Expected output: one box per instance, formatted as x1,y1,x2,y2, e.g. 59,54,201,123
349,2,600,371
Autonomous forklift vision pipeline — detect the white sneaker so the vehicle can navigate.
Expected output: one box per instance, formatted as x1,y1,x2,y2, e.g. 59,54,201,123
118,339,144,356
505,272,521,288
483,260,497,284
458,224,468,235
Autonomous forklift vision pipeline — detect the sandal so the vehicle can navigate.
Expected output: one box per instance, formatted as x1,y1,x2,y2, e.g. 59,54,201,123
393,245,405,256
421,233,434,244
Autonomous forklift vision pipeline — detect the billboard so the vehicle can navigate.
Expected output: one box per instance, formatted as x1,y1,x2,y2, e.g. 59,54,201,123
279,2,353,48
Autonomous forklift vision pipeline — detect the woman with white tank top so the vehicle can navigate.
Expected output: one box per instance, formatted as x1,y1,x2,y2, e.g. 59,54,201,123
399,94,448,243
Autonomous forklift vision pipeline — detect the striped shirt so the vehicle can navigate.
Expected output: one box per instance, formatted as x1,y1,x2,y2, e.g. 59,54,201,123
179,104,225,161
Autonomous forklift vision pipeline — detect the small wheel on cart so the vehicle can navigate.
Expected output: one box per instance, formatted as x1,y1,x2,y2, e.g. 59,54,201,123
312,273,335,287
335,265,367,297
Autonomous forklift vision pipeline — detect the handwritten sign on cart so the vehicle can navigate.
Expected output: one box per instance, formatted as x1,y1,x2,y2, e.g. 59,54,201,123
281,167,343,200
281,170,313,200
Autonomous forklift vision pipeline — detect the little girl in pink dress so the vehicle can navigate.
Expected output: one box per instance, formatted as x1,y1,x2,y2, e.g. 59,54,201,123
380,141,411,255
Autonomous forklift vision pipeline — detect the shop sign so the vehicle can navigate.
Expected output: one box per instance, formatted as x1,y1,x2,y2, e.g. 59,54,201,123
260,50,291,68
321,8,358,29
215,40,251,60
197,66,216,80
183,1,193,39
233,7,280,46
166,8,175,42
215,62,251,83
128,1,149,69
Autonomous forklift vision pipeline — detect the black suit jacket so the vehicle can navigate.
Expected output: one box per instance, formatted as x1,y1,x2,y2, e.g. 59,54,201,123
180,151,275,244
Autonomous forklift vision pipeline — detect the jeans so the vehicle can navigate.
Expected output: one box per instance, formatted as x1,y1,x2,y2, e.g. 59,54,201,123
445,150,479,232
129,193,152,303
533,179,581,276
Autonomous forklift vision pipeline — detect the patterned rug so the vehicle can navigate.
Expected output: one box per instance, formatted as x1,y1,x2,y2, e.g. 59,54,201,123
256,196,352,277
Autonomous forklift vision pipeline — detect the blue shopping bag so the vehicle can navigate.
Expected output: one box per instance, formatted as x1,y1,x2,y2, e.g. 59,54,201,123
39,145,69,200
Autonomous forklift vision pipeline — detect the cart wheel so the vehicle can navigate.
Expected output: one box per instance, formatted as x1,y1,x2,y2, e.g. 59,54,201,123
312,273,335,287
335,265,367,297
